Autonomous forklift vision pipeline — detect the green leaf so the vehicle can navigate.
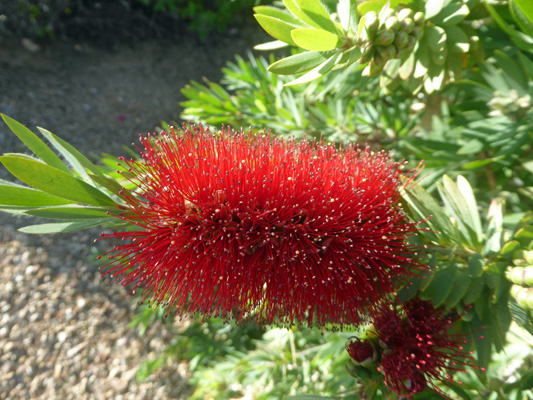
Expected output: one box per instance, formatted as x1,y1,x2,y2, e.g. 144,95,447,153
254,14,299,46
443,380,472,400
88,173,126,199
485,199,503,254
18,218,112,234
253,5,303,26
445,268,472,308
513,0,533,25
283,0,337,33
457,139,485,155
463,277,484,304
380,59,401,87
425,0,445,19
285,53,342,86
25,205,122,219
433,3,469,26
468,253,485,278
338,0,358,33
37,127,104,178
0,155,117,207
414,44,430,78
445,25,470,52
457,176,483,241
399,52,415,80
420,266,456,307
437,175,481,248
1,114,70,173
291,28,341,51
510,0,533,36
357,0,400,16
0,183,71,206
254,40,289,51
400,180,455,243
425,26,447,66
268,51,329,75
461,158,493,170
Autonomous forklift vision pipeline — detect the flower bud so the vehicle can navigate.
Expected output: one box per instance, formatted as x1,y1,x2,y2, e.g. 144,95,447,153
411,26,423,40
401,17,414,34
397,8,413,21
508,266,533,286
346,338,377,366
512,284,533,310
365,11,379,39
524,250,533,265
395,31,409,48
376,29,395,46
380,45,397,61
404,36,418,52
359,43,374,64
385,16,400,32
379,8,395,25
413,11,425,25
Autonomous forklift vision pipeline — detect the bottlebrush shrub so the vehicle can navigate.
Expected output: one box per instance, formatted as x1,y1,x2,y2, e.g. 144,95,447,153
346,298,484,398
98,124,426,328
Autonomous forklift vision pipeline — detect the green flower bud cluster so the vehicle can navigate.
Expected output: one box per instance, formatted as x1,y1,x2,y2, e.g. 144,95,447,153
507,250,533,310
360,8,425,76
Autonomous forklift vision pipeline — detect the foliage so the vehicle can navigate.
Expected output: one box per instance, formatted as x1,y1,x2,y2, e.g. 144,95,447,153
180,53,420,142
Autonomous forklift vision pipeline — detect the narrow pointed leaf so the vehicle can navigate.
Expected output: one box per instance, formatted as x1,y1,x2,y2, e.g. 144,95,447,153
1,114,70,173
37,127,104,177
285,53,341,86
26,205,123,219
254,40,289,50
0,155,117,207
456,175,482,242
0,184,71,206
37,127,90,180
268,51,329,75
18,218,112,234
514,0,533,24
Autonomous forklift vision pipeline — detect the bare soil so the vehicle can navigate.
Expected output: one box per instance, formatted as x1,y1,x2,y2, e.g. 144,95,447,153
0,28,263,400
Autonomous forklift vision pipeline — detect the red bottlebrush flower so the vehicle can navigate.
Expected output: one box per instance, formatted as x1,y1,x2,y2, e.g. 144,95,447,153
346,338,377,365
373,298,479,397
99,125,425,328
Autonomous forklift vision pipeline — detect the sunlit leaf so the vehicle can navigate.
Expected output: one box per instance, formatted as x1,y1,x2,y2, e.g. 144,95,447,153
1,114,69,173
254,14,299,46
0,155,117,207
291,28,341,51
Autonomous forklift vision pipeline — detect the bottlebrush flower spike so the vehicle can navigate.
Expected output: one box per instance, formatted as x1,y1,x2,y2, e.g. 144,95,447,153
99,125,425,328
373,298,482,397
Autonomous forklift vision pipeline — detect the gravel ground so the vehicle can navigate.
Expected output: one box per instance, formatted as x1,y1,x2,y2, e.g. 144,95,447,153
0,27,264,399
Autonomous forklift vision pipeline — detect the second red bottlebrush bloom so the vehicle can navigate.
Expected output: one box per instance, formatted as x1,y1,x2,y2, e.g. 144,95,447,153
372,298,481,397
99,125,425,328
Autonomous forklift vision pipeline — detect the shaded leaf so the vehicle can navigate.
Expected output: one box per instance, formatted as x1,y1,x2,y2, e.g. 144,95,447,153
19,218,113,234
26,205,122,219
269,51,328,74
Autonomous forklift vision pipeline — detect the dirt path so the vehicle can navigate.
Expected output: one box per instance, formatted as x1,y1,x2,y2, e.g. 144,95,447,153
0,29,261,399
